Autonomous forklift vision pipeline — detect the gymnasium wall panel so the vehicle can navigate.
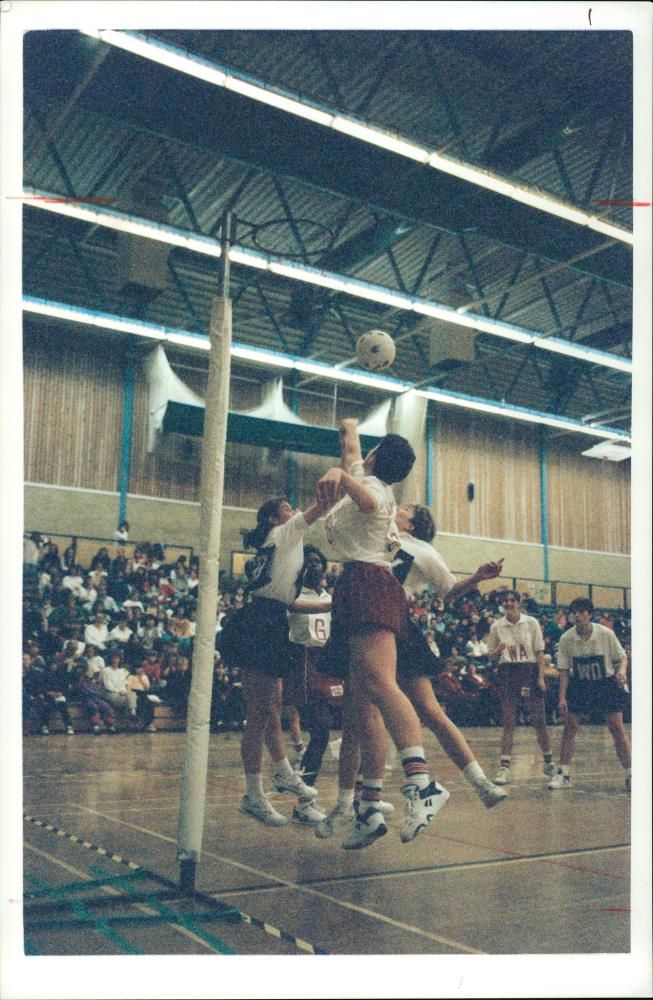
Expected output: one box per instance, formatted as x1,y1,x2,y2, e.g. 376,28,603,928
546,443,630,554
432,410,542,544
24,334,123,491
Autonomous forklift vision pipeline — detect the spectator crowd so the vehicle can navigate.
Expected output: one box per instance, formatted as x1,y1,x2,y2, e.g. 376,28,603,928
22,530,632,736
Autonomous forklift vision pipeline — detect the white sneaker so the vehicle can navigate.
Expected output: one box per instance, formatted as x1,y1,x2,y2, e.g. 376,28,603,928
315,804,356,839
92,725,101,735
273,772,318,799
494,766,510,785
66,726,75,735
547,770,571,790
341,807,388,850
543,761,557,778
292,801,327,826
400,780,450,843
40,726,49,735
240,794,288,826
145,723,157,733
476,780,509,809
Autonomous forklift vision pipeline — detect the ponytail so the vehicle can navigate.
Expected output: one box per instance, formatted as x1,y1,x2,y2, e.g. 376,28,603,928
242,497,287,550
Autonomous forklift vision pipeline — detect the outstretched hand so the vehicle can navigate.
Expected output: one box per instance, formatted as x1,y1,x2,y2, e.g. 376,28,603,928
317,467,345,509
476,558,504,581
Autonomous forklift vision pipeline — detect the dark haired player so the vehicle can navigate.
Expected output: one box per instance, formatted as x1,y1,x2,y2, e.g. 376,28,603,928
548,597,631,791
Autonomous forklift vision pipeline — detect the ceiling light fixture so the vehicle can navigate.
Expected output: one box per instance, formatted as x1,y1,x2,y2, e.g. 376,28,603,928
24,189,632,375
78,29,633,246
22,295,631,443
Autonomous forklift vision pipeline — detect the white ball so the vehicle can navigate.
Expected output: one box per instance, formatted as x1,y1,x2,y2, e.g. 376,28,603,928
356,330,396,372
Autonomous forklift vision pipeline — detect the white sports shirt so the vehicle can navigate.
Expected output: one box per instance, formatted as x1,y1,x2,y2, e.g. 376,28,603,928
556,623,625,680
323,460,399,566
247,511,310,606
486,614,544,664
287,587,332,647
392,533,456,599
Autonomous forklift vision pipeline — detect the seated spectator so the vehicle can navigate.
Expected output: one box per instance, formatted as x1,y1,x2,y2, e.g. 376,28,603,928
22,652,42,735
464,626,489,662
40,652,76,735
125,664,158,732
165,656,191,720
109,612,133,646
85,611,109,651
90,546,112,574
138,614,161,651
542,653,561,725
435,657,475,726
460,660,501,725
187,566,199,597
62,564,86,599
78,667,117,734
141,649,166,690
114,520,129,544
108,566,131,605
83,644,105,676
101,652,137,724
172,563,190,597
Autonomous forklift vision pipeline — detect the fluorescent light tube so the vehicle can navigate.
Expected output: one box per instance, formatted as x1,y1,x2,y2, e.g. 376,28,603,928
533,337,632,372
332,117,430,162
80,29,633,245
24,190,631,375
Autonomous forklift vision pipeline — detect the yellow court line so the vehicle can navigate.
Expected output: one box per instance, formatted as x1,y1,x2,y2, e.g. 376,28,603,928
73,804,486,954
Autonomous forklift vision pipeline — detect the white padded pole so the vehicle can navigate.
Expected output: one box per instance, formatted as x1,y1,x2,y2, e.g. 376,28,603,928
176,216,232,875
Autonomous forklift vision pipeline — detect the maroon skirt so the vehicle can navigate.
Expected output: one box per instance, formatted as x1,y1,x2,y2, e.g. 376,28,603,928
332,561,409,639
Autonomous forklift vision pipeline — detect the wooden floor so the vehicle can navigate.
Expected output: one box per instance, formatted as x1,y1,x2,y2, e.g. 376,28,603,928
14,723,648,997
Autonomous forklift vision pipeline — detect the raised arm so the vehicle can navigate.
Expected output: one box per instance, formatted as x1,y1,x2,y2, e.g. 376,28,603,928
444,558,505,605
338,418,363,473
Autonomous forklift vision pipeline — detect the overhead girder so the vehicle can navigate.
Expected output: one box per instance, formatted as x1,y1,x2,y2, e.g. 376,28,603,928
23,31,632,289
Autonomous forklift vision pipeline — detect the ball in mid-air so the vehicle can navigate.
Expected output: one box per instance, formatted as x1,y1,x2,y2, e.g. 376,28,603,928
355,330,396,372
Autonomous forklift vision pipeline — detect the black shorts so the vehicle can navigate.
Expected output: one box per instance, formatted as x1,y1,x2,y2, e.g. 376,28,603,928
216,598,292,678
397,621,441,680
566,676,628,718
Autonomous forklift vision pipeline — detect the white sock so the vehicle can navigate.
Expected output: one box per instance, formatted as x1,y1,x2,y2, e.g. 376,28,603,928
245,773,264,799
463,761,486,787
273,757,295,780
337,788,355,810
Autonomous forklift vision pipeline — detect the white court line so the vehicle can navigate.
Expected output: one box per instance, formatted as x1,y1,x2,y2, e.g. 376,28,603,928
23,841,225,954
73,804,486,954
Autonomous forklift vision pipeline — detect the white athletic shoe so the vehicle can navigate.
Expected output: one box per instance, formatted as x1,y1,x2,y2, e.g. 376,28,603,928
66,726,75,735
315,804,356,839
341,807,388,850
145,723,157,733
476,780,509,809
40,726,49,736
273,772,318,799
494,766,510,785
543,761,557,778
92,725,101,735
400,780,450,843
240,794,288,826
292,801,327,826
547,770,571,790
